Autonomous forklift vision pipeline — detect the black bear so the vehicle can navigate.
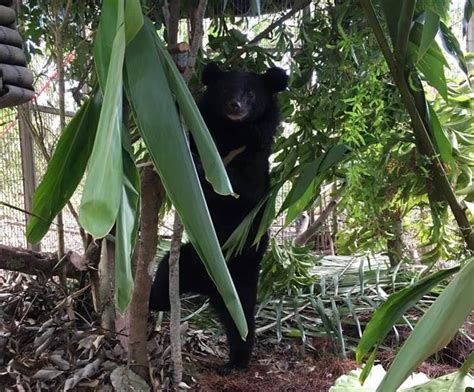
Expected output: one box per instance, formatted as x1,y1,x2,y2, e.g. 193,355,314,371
149,62,288,371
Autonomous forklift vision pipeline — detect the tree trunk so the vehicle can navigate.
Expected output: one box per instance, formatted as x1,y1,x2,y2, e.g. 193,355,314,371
387,214,404,267
128,166,164,380
294,197,339,246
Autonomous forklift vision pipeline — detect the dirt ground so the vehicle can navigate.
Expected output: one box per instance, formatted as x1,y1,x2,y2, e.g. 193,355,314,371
0,272,469,391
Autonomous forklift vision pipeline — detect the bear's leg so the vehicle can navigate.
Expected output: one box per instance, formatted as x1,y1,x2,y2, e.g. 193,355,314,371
210,277,258,371
149,243,208,311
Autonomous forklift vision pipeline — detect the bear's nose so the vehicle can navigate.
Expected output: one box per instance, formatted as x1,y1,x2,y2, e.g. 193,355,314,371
229,100,241,110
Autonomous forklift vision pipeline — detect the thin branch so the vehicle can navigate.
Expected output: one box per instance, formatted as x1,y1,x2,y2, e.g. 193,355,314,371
249,0,311,45
59,0,74,33
226,0,311,64
167,0,181,46
183,0,208,80
168,211,184,385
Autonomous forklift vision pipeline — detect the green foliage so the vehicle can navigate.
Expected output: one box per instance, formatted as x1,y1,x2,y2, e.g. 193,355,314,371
378,259,474,391
20,1,102,99
27,3,248,327
259,239,318,301
26,92,102,244
256,254,423,356
125,19,247,337
330,365,474,391
79,0,126,238
356,265,460,382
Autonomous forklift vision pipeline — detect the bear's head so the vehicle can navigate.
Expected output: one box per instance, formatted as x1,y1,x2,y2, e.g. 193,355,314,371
201,62,288,123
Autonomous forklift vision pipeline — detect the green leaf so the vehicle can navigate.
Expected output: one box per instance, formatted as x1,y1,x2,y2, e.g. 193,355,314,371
402,372,474,391
439,21,469,76
280,144,348,215
428,103,453,164
416,44,448,101
26,92,102,244
255,191,278,243
125,21,247,339
425,0,450,21
115,129,140,313
155,36,234,196
378,259,474,391
460,352,474,375
280,158,322,213
124,0,143,43
285,178,318,226
418,9,440,61
380,0,403,46
356,266,460,365
395,1,416,64
94,0,119,90
80,20,125,238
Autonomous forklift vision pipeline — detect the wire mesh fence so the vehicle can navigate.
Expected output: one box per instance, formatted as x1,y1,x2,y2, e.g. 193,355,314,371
0,108,25,249
0,105,84,253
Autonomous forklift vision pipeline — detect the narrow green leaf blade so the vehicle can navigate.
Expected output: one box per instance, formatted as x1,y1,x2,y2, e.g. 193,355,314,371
280,158,322,213
115,129,140,313
439,21,469,76
79,24,125,238
26,92,102,244
417,46,448,101
125,22,247,339
155,35,234,196
94,0,120,90
124,0,143,43
280,144,347,214
418,9,440,61
428,103,453,164
378,259,474,391
380,0,403,45
356,266,460,364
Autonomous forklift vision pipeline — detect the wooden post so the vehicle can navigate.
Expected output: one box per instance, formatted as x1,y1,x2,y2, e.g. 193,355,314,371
467,15,474,53
18,104,40,251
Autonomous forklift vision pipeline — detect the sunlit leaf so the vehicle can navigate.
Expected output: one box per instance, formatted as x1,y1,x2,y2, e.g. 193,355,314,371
356,266,460,373
418,9,439,61
416,45,448,101
378,260,474,391
439,21,469,76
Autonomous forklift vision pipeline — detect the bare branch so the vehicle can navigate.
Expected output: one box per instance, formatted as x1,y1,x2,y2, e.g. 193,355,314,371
183,0,208,80
294,197,340,246
0,244,80,278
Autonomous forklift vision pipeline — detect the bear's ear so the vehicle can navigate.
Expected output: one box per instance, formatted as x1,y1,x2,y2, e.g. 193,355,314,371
262,67,288,93
202,62,223,86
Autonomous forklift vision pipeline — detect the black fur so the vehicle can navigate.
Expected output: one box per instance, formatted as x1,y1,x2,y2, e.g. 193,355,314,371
149,62,288,371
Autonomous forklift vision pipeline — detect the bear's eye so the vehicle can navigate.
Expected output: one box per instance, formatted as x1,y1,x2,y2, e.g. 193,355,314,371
247,91,255,99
